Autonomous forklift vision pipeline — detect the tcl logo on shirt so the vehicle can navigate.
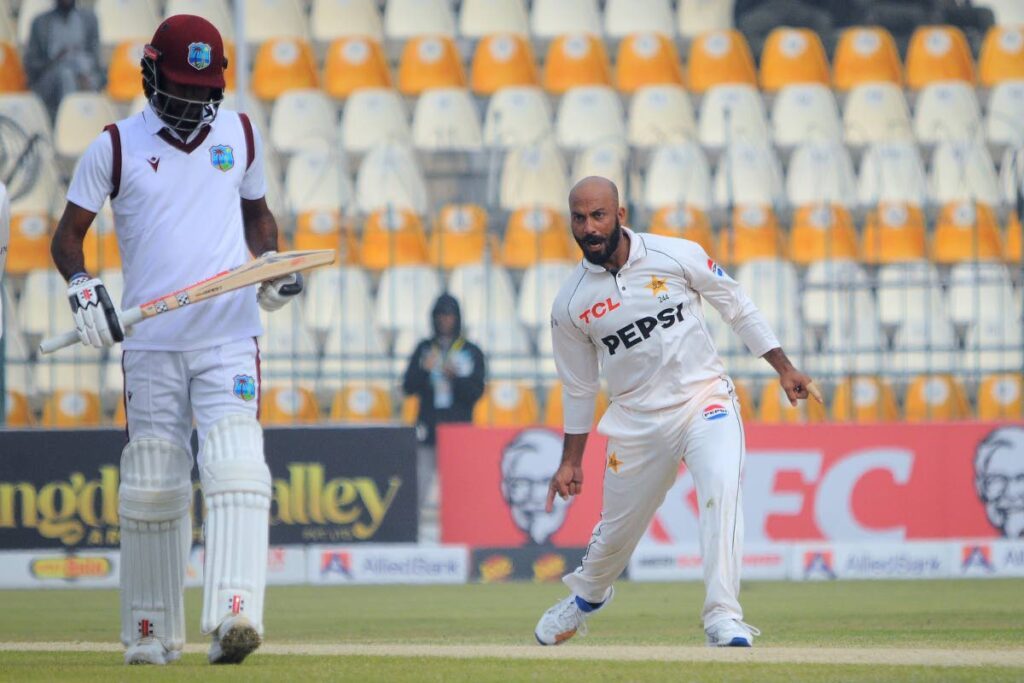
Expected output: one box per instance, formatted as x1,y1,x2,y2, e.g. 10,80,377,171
578,297,621,324
600,303,685,356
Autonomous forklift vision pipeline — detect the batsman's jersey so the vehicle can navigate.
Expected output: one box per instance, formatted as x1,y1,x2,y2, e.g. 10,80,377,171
551,228,779,433
67,105,266,351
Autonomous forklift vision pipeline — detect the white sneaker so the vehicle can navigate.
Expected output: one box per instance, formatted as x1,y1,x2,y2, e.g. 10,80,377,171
705,619,760,647
208,616,262,664
124,639,181,665
534,587,614,646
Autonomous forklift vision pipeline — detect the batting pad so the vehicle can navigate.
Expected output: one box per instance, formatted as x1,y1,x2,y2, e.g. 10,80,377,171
199,414,272,635
118,438,194,651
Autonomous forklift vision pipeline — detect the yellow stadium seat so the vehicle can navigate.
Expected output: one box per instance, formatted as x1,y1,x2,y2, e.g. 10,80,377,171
41,389,103,427
360,207,430,271
717,205,785,266
6,213,51,275
758,382,826,424
500,206,573,269
223,41,237,92
831,376,900,422
0,40,26,92
401,394,418,425
330,384,394,422
429,203,492,269
832,26,902,90
323,37,391,98
543,381,608,428
398,35,465,95
82,217,121,272
788,205,858,265
260,386,321,425
647,204,713,253
978,373,1023,420
473,381,539,426
1006,211,1021,263
731,379,753,420
470,33,538,95
113,396,126,428
542,33,612,94
686,29,756,94
980,26,1024,87
906,25,974,89
107,41,145,102
252,38,318,101
615,32,683,94
861,203,927,265
931,202,1004,265
759,27,829,92
904,374,970,421
5,390,33,426
293,211,360,265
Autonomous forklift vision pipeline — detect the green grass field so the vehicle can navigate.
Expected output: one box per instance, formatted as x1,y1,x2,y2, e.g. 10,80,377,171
1,580,1022,681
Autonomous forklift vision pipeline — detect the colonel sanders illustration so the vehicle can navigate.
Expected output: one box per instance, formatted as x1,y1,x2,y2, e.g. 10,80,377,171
975,426,1024,538
500,429,570,545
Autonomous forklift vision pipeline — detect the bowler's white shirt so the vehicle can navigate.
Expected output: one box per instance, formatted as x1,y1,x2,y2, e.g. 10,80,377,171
551,228,779,433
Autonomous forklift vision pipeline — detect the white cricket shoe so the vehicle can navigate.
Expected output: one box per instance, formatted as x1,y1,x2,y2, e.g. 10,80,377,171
124,639,181,665
705,619,760,647
534,587,614,646
208,616,262,664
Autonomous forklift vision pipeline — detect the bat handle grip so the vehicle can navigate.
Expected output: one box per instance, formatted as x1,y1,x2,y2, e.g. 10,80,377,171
38,306,145,355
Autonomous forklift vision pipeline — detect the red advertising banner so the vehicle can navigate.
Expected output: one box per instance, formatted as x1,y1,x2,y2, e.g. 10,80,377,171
438,422,1023,546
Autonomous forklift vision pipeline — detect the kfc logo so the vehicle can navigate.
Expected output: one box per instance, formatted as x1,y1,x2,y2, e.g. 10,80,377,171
500,429,570,544
974,427,1024,538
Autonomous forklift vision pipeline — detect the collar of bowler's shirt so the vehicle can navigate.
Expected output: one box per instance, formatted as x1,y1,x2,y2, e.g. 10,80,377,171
141,103,212,144
580,226,647,273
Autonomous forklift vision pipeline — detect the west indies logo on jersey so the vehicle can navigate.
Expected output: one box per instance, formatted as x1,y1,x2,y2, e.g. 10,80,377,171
232,374,256,402
187,42,212,71
702,404,728,421
210,145,235,172
707,259,725,277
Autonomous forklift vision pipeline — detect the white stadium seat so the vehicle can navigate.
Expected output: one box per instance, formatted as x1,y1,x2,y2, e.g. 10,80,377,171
518,262,575,330
627,85,696,149
0,0,14,43
459,0,529,37
771,83,841,148
913,81,982,145
285,150,354,213
340,88,410,155
258,307,319,381
304,266,375,337
242,0,308,42
531,0,601,39
987,81,1024,148
713,142,784,210
802,259,883,375
929,139,1002,207
448,263,519,331
555,86,626,151
948,262,1018,328
643,141,712,210
34,345,104,395
677,0,734,38
471,320,533,376
355,143,429,214
165,0,234,38
858,141,929,207
375,265,442,337
16,0,50,45
54,93,118,160
733,258,802,349
1000,147,1024,206
604,0,674,38
976,0,1024,26
572,142,628,196
270,89,338,154
412,88,483,152
385,0,455,39
698,84,769,150
311,0,383,43
786,141,858,209
0,92,53,143
843,82,914,147
320,322,391,385
877,262,958,374
95,0,159,45
19,269,73,338
483,86,553,149
500,141,568,211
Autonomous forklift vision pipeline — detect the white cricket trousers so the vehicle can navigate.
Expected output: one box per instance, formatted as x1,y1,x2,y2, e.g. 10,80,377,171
563,377,745,630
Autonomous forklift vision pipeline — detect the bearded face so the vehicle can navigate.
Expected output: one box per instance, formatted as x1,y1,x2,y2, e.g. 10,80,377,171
575,218,623,266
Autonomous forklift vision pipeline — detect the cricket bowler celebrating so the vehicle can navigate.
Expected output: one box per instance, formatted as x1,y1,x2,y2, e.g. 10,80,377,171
49,15,300,665
534,177,817,648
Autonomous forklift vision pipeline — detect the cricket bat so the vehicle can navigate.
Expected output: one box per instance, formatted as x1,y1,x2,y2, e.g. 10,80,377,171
39,249,336,354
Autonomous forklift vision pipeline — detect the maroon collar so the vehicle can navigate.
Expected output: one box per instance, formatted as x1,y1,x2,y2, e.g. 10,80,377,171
157,125,212,154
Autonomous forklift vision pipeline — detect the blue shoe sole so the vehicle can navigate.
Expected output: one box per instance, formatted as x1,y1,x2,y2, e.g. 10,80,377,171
726,637,751,647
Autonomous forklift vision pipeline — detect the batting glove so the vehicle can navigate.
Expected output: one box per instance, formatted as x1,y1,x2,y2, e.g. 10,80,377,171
67,273,125,348
257,252,304,312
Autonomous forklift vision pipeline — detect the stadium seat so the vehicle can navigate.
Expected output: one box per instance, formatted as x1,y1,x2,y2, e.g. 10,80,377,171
832,26,902,90
758,382,826,424
932,201,1004,264
858,141,928,208
676,0,734,39
41,389,103,427
320,322,391,390
962,300,1024,373
572,143,628,198
948,262,1017,327
448,263,519,332
843,82,914,147
258,307,319,381
429,203,491,270
270,89,337,154
355,143,428,214
106,40,145,101
686,30,756,94
647,204,713,252
472,319,533,376
771,83,842,148
167,0,234,39
82,208,121,272
980,25,1024,87
375,265,442,337
285,149,354,214
329,384,394,422
802,259,883,375
542,33,612,94
6,388,33,426
733,258,801,345
311,0,382,44
1006,211,1021,262
482,86,552,149
759,27,829,92
360,207,430,271
906,25,975,89
914,81,982,145
831,376,900,422
642,141,712,211
499,142,568,211
615,32,683,94
904,374,971,421
95,0,158,46
697,84,770,150
518,261,575,330
412,88,483,152
786,141,857,210
717,205,784,266
862,203,928,264
6,212,51,276
473,381,539,426
929,140,1001,208
33,345,104,398
626,85,696,148
261,386,320,425
339,88,409,154
0,92,52,143
303,265,375,340
555,86,625,151
877,262,957,373
978,373,1023,420
459,0,529,38
543,381,609,428
0,2,15,44
605,0,673,38
713,142,784,210
0,40,24,92
251,38,318,100
788,205,858,265
470,33,538,95
384,0,454,39
531,0,600,39
980,0,1024,25
323,37,391,98
986,81,1024,148
398,36,465,95
242,0,308,43
534,325,558,380
501,206,573,268
55,93,118,161
16,0,50,46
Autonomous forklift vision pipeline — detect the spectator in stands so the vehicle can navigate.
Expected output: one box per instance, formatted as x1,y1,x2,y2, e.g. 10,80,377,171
24,0,103,120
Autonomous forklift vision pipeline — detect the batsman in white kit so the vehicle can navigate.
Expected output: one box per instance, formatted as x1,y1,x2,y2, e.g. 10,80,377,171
534,177,819,648
49,15,300,665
